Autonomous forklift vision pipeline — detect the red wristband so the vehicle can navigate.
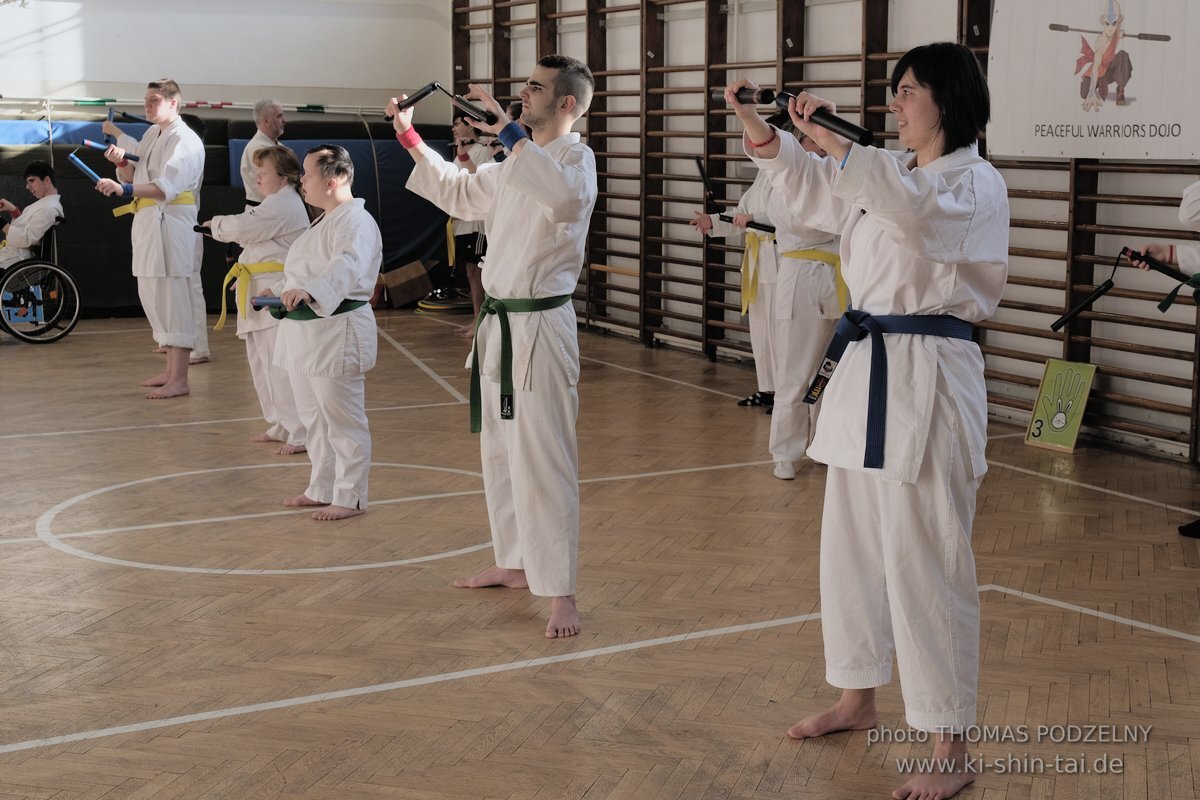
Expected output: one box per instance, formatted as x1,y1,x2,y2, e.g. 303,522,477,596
749,129,777,149
118,159,129,168
396,127,422,149
9,207,21,219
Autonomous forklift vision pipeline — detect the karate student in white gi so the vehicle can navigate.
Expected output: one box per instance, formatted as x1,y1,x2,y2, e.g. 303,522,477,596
203,146,309,454
690,165,780,412
730,42,1008,800
97,79,206,400
241,100,286,206
388,54,598,639
270,144,381,521
1129,180,1200,540
0,161,63,269
448,111,494,339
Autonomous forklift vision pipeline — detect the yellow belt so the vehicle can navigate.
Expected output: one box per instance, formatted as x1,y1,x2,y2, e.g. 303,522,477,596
740,231,774,315
778,247,849,313
112,190,196,218
446,219,456,267
214,261,286,330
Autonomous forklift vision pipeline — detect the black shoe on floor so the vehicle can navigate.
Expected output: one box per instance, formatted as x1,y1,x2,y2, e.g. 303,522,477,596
737,391,775,407
1180,519,1200,539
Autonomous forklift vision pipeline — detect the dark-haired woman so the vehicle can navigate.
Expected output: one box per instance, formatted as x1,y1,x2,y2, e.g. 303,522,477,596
731,41,1009,799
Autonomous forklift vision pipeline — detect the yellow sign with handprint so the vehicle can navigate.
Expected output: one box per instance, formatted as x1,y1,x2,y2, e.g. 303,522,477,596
1025,359,1097,452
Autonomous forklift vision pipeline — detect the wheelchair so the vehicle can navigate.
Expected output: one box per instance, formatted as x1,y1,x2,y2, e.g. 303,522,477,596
0,219,81,344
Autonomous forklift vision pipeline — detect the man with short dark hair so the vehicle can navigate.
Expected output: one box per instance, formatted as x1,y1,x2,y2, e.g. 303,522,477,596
0,161,62,269
388,54,597,639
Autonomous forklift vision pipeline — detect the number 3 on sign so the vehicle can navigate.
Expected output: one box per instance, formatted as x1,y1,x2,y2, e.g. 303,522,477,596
1024,359,1096,453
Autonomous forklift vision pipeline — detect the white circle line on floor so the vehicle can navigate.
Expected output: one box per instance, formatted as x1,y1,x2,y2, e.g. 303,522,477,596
0,584,1193,756
29,460,776,574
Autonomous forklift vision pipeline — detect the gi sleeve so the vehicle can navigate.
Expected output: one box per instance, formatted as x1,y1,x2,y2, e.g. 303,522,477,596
503,141,597,224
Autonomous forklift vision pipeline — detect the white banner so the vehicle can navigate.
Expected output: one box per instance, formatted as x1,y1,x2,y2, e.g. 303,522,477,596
988,0,1198,159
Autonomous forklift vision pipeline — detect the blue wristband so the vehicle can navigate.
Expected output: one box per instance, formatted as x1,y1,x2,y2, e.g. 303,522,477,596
497,121,528,151
122,183,134,198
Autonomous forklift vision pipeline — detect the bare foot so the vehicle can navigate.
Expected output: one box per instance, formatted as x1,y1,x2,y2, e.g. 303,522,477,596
145,382,190,399
892,742,975,800
151,345,166,354
189,355,210,365
284,494,328,508
276,443,307,455
311,505,363,521
787,691,879,739
251,432,283,443
453,565,529,589
140,372,170,387
546,595,580,638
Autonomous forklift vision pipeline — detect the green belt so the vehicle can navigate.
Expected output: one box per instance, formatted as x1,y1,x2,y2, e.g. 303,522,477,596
271,298,367,321
470,293,572,433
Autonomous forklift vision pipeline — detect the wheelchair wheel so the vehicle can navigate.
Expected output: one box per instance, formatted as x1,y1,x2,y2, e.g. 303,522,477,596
0,260,82,344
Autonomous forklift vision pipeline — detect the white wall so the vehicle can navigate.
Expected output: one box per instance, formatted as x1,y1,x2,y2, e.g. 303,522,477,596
0,0,454,122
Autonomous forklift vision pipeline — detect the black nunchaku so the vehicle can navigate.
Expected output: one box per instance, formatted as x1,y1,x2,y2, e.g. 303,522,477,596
1051,247,1197,331
692,157,776,234
714,88,874,147
384,81,498,126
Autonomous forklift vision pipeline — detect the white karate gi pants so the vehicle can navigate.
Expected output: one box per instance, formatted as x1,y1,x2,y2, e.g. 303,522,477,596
479,341,579,598
289,371,370,509
137,275,195,349
818,373,981,732
246,328,305,446
747,282,777,393
189,268,209,358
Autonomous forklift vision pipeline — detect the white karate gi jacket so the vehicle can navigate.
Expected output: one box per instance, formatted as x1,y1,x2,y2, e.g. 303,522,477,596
452,142,494,238
406,133,598,390
706,170,780,286
273,199,382,378
207,185,309,336
117,118,204,278
1178,179,1200,274
757,135,1009,483
240,130,277,205
0,194,63,268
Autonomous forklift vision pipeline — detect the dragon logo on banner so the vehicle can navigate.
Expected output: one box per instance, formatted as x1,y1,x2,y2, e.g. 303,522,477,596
989,0,1197,159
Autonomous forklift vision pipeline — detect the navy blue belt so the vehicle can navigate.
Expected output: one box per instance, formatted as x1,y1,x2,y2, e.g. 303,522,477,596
803,310,974,469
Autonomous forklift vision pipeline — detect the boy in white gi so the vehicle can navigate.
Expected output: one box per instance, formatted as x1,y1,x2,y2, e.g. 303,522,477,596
241,100,286,206
731,42,1009,800
203,146,309,454
271,145,381,521
0,161,63,269
97,79,205,400
388,54,598,639
690,166,780,412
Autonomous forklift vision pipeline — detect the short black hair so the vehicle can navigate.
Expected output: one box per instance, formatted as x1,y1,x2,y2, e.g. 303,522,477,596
24,160,55,184
537,54,594,118
306,143,354,185
890,42,990,156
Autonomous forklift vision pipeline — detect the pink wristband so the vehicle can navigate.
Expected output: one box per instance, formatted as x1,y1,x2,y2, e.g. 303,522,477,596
9,207,21,219
396,127,422,149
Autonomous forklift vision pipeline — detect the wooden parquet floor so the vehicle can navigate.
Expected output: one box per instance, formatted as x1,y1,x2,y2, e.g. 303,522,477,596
0,311,1197,799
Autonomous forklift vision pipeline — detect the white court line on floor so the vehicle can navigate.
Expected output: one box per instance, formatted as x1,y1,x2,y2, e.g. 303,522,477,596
20,460,777,576
985,459,1200,517
67,327,153,336
378,328,468,403
0,401,464,441
2,583,1194,755
987,432,1027,440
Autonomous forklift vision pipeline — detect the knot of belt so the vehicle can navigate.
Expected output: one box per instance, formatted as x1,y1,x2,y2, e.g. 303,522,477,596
740,231,773,315
214,261,285,330
803,310,974,469
112,190,196,218
469,293,573,433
